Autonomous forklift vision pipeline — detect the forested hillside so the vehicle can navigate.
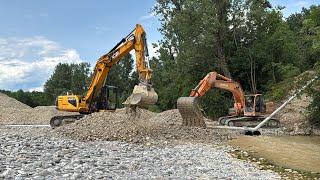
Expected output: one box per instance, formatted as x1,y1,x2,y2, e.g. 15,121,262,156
150,0,320,122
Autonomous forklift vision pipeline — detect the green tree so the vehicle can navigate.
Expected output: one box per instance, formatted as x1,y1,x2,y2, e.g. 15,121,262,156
303,6,320,127
30,91,52,106
44,62,91,102
151,0,317,119
0,89,51,107
70,63,91,95
228,2,305,94
15,89,33,106
152,0,233,114
303,6,320,60
106,54,137,105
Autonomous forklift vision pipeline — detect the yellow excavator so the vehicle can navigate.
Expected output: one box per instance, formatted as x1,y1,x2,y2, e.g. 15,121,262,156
177,72,280,128
50,24,158,127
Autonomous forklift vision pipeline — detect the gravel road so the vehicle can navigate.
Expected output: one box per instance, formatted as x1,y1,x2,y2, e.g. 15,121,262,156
0,127,280,180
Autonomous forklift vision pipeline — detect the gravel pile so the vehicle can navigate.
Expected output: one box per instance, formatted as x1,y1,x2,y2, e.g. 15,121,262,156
57,108,232,145
276,93,313,133
0,92,78,125
0,106,78,125
148,109,181,124
0,92,31,109
0,128,280,180
274,70,320,134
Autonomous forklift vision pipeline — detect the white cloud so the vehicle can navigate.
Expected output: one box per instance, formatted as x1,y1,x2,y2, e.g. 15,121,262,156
0,37,83,92
295,0,313,7
39,13,49,17
90,25,112,34
139,12,157,21
24,14,33,19
29,86,44,92
148,42,159,58
138,12,160,29
137,13,162,58
270,0,318,17
0,36,63,60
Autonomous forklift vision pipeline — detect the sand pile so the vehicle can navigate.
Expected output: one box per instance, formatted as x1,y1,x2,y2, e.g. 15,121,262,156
0,106,78,125
57,108,229,144
0,92,77,124
0,92,31,109
274,71,319,133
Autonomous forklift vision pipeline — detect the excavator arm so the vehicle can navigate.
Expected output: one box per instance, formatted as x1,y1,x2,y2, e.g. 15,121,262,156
190,72,245,114
56,24,158,114
177,71,281,128
177,72,245,127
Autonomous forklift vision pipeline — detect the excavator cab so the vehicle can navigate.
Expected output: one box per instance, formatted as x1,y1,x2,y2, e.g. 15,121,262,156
244,95,255,113
51,86,118,128
255,94,267,113
55,85,119,113
244,94,267,116
96,85,118,112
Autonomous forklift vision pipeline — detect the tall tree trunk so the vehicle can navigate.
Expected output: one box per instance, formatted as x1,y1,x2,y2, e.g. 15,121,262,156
249,54,257,94
216,0,232,79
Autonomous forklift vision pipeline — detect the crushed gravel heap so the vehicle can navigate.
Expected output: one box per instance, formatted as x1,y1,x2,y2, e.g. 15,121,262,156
274,71,318,134
0,92,31,109
0,91,78,125
276,93,313,133
57,108,230,144
0,106,79,125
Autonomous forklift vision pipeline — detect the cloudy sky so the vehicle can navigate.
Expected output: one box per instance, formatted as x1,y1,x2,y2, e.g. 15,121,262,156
0,0,318,91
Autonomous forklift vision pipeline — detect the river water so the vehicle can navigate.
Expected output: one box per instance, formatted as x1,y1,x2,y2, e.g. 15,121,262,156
229,135,320,173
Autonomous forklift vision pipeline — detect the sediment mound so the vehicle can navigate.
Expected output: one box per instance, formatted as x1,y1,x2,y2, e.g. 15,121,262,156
276,94,312,132
0,106,78,125
0,92,31,109
275,71,318,134
0,91,78,124
57,108,229,144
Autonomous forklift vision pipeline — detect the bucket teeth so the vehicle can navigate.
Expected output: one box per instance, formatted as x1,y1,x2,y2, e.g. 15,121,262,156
177,97,206,127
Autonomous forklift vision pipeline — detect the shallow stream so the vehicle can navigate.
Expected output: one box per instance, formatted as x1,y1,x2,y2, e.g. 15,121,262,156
229,135,320,173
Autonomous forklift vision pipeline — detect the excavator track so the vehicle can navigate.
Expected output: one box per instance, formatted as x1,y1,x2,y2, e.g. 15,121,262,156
218,116,236,125
177,97,206,127
50,115,85,128
221,116,280,128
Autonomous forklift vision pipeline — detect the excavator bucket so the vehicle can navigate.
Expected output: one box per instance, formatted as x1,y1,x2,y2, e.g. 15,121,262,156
177,97,206,127
123,84,158,107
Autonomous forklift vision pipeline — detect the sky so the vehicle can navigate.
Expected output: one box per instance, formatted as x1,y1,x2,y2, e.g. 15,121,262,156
0,0,318,92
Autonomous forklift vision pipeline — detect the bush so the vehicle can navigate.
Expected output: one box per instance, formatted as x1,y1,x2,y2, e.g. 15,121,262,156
306,64,320,127
307,92,320,127
148,105,161,113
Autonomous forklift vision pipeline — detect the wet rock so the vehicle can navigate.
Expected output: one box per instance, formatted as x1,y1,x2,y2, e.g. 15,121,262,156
285,168,293,173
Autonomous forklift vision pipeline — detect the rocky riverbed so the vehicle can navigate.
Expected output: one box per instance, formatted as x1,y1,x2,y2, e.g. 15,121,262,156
0,127,280,179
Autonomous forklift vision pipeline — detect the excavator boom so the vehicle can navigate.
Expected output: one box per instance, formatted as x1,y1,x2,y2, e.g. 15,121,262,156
51,24,158,127
84,24,157,110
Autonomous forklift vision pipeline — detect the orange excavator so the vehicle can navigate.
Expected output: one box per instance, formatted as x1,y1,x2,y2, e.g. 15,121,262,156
50,24,158,127
177,72,280,128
